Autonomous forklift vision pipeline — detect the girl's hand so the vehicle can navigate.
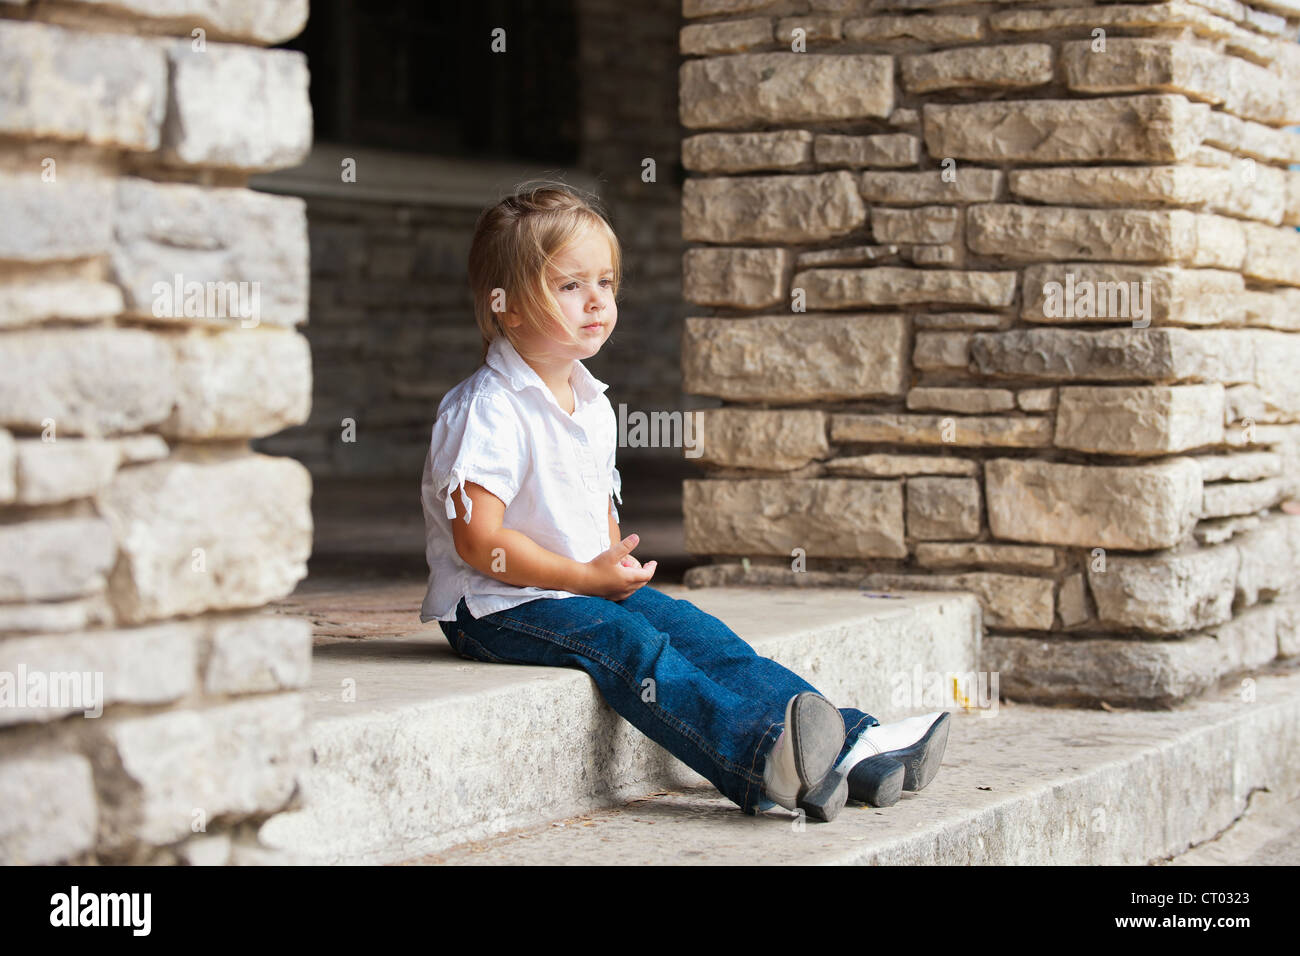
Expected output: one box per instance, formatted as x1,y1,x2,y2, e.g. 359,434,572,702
583,533,656,600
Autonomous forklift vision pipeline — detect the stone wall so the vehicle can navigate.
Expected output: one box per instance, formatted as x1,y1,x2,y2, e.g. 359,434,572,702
677,0,1300,705
0,0,314,863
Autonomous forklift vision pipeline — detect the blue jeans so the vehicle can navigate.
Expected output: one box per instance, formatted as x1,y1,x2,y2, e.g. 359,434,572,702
439,585,879,814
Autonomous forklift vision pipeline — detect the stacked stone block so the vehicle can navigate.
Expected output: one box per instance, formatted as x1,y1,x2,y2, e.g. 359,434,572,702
677,0,1300,705
0,1,314,864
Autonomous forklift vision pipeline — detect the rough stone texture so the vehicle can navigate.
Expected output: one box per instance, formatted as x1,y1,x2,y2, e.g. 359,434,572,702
0,621,198,726
901,44,1053,93
1061,39,1293,126
692,408,829,469
682,130,813,172
0,753,97,865
684,478,907,558
11,438,124,505
915,312,1010,331
1202,476,1286,518
906,387,1016,413
1233,515,1300,606
904,330,972,371
1017,388,1056,412
1054,385,1226,455
857,571,1054,630
870,205,960,244
968,205,1243,268
680,17,773,55
0,428,14,504
985,632,1232,706
94,694,309,851
682,171,865,243
682,246,789,308
1088,546,1239,633
93,452,312,625
112,177,309,327
969,327,1255,384
203,614,312,695
1009,166,1286,226
1057,573,1090,627
923,96,1208,164
1195,452,1281,482
1203,110,1300,164
915,542,1058,571
159,327,312,440
161,41,311,171
813,133,919,168
984,457,1203,549
0,518,116,603
75,0,310,44
831,412,1052,448
683,0,778,17
858,169,1003,204
0,173,116,263
682,314,907,401
1021,264,1245,327
680,53,893,128
0,328,177,436
844,14,985,45
1240,220,1300,286
0,595,112,635
0,20,166,150
0,278,124,328
906,476,982,540
824,453,978,477
794,266,1016,308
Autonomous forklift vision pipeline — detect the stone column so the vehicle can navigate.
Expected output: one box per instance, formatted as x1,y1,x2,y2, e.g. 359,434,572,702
0,0,314,864
678,0,1300,705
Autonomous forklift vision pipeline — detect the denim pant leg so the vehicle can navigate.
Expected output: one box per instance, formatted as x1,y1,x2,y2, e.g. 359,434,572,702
444,594,786,815
617,586,880,766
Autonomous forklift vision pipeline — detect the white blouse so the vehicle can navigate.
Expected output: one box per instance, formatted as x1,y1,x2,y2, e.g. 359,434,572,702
419,334,623,623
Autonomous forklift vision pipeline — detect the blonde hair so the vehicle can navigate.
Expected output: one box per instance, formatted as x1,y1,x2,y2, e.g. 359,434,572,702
467,180,622,365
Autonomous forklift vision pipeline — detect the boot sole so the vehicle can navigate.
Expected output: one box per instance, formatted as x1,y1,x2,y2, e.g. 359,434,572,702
789,692,848,822
846,754,905,807
884,711,951,791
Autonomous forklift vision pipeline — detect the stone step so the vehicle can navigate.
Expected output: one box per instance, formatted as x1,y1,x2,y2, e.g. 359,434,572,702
403,665,1300,865
257,584,982,864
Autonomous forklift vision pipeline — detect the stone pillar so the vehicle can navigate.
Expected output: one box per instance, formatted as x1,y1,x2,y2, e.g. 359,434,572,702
677,0,1300,705
0,1,314,864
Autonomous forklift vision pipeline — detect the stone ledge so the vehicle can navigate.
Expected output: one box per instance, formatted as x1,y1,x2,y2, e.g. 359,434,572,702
256,584,981,864
415,666,1300,864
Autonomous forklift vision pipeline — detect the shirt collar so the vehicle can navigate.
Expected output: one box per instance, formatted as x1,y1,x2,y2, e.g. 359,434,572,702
486,335,609,409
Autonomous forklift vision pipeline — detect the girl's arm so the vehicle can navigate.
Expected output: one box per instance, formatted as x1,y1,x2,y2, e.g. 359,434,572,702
449,481,655,600
607,496,621,548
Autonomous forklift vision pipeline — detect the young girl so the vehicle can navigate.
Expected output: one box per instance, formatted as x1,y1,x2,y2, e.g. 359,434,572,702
419,182,950,823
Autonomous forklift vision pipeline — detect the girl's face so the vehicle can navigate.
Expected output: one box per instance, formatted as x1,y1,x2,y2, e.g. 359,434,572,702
534,228,618,361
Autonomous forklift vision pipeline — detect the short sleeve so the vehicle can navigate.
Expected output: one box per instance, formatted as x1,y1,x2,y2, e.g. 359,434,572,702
429,394,529,526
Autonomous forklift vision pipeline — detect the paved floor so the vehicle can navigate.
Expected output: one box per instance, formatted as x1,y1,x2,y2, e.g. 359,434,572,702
384,664,1300,866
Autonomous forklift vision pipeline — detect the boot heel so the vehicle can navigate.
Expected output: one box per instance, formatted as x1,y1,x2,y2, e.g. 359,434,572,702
847,754,904,807
797,767,848,822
